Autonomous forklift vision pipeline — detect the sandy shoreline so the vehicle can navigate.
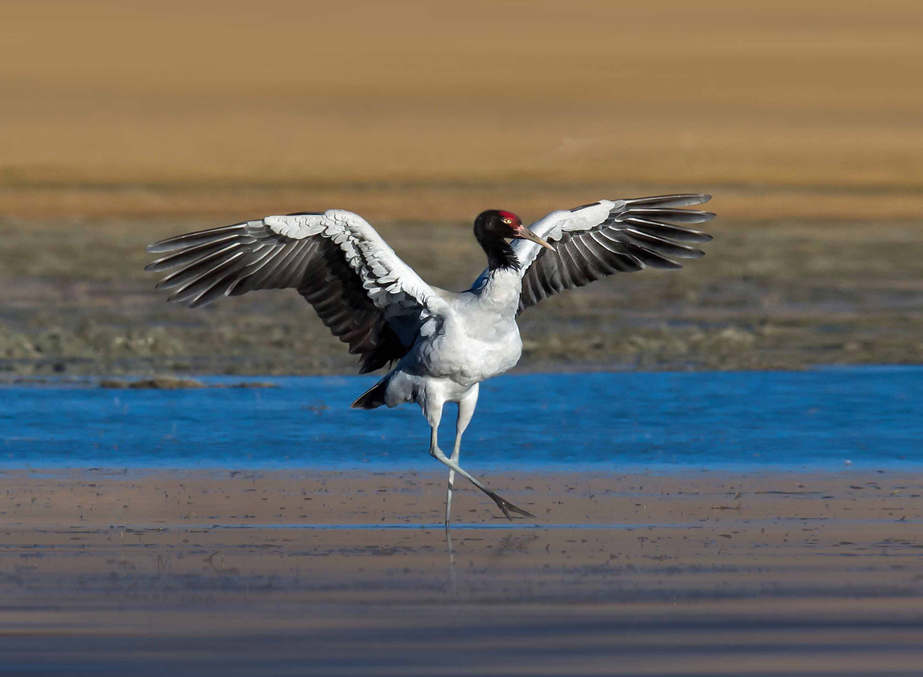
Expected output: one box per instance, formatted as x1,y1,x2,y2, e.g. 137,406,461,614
2,468,921,675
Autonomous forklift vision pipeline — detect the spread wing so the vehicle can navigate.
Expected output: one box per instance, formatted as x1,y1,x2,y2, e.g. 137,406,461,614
145,210,446,373
506,194,714,313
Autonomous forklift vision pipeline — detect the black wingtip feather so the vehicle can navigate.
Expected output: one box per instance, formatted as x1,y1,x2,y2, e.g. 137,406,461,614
146,223,247,254
628,208,715,225
623,193,712,208
518,193,715,313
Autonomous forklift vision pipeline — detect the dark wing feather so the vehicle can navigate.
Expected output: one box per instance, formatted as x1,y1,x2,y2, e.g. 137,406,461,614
516,194,714,313
146,211,440,373
293,237,407,373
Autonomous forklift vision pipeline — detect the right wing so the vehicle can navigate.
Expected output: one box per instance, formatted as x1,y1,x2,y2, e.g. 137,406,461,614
509,194,714,313
145,210,447,373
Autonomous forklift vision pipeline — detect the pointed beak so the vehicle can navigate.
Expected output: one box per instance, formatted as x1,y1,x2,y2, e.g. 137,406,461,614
515,228,554,251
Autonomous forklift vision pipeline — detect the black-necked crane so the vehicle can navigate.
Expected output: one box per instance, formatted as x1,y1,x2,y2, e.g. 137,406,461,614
146,194,714,526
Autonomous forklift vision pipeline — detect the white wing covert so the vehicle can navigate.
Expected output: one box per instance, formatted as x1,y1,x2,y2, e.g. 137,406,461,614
506,194,714,313
146,210,446,373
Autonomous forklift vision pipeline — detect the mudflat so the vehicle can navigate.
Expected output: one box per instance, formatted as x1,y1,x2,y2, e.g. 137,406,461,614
3,213,923,377
2,469,921,675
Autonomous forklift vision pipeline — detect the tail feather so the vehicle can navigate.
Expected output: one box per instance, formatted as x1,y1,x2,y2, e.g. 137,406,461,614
351,376,390,410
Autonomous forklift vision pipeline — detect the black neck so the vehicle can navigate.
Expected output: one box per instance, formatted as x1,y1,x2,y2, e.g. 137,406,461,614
480,236,520,272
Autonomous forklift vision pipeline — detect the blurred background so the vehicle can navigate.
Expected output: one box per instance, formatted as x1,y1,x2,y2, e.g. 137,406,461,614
2,0,922,376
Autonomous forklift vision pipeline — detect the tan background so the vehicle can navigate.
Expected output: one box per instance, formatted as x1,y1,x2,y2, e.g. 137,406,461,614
2,0,922,219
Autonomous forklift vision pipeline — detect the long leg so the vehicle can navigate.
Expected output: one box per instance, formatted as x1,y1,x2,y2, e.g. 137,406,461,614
431,445,533,520
446,385,479,529
425,388,533,522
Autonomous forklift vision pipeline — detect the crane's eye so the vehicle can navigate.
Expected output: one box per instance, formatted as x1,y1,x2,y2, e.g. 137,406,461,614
502,218,512,225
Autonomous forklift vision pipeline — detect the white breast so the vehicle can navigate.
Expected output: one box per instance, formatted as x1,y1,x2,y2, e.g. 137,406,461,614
411,269,523,387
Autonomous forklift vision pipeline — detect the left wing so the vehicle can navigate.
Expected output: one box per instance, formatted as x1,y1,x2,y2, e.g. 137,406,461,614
498,194,714,313
145,209,447,373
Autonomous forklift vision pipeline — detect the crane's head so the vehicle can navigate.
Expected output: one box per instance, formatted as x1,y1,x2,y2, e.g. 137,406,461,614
474,210,554,250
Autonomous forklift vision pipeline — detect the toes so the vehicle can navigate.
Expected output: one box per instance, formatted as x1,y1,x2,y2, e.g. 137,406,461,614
488,491,533,520
502,501,535,519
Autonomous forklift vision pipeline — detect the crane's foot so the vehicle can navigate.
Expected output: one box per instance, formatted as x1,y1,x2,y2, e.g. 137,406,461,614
485,489,534,520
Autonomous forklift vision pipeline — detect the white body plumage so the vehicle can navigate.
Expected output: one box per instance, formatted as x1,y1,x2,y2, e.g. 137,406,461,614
383,268,524,411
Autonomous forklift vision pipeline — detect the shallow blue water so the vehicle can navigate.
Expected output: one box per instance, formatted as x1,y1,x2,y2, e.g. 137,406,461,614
1,367,920,471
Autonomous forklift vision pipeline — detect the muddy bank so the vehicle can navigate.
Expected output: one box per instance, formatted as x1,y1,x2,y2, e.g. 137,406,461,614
1,215,921,376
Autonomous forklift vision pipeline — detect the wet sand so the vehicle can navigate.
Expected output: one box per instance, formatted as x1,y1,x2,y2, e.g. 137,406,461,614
2,469,922,675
